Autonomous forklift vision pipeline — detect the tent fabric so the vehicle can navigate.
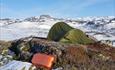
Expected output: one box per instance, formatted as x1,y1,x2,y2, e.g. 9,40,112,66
60,29,94,44
47,22,73,41
47,22,95,45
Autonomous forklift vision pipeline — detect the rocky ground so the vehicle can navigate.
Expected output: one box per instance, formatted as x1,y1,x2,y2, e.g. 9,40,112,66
0,36,115,70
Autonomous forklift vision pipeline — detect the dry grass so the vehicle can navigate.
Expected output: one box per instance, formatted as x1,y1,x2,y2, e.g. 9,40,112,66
0,38,115,70
65,46,89,64
87,42,115,60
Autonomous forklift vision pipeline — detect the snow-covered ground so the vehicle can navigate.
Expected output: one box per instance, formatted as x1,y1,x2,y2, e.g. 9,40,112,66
0,15,115,46
0,60,36,70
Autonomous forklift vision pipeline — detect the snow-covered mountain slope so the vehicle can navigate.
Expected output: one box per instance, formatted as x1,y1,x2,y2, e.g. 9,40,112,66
0,15,115,46
0,18,21,26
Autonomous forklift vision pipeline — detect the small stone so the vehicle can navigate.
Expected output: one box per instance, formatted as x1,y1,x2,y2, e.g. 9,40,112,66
53,67,63,70
0,62,4,66
0,55,3,60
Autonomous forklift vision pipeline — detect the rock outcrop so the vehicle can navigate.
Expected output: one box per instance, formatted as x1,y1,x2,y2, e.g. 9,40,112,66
0,37,115,70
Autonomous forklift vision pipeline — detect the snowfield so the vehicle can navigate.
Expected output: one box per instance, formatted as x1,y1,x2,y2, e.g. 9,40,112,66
0,60,36,70
0,15,115,46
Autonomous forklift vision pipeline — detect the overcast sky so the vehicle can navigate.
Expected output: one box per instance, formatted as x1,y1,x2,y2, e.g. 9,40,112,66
0,0,115,19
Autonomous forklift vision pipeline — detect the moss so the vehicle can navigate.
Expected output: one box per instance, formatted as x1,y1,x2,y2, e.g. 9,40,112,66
18,42,30,53
0,41,12,54
1,49,8,55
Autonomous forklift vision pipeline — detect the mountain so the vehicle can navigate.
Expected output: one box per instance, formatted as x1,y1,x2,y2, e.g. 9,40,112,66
0,15,115,46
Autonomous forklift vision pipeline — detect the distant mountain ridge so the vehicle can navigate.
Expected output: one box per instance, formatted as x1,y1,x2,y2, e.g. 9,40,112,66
0,15,115,46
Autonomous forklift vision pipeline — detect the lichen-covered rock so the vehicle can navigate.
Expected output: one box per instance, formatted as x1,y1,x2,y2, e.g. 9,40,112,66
0,41,12,54
0,55,13,67
0,37,115,70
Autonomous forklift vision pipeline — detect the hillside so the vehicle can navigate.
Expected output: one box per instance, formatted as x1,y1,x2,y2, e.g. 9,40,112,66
0,15,115,70
0,15,115,46
0,37,115,70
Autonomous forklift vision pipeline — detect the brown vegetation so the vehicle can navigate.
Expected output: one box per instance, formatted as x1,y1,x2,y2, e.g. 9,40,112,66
0,37,115,70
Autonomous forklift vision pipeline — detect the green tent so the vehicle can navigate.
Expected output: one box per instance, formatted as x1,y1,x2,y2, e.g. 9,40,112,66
47,22,73,41
47,22,95,45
